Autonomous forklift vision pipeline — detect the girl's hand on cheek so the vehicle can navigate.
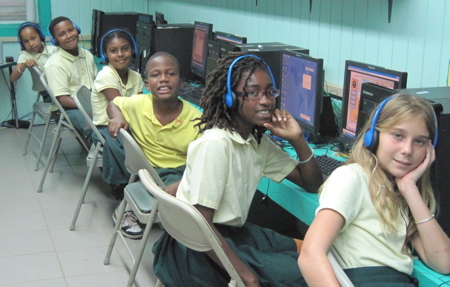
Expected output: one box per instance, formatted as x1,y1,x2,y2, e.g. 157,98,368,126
396,141,435,192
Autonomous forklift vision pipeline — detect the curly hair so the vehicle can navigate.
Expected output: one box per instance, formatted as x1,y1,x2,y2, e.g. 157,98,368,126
196,54,274,143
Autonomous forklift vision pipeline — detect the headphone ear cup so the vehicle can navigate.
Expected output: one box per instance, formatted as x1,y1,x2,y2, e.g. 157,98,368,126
364,128,379,153
225,91,234,108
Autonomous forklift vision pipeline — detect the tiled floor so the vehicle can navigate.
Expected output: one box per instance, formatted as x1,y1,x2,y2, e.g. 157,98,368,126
0,125,162,287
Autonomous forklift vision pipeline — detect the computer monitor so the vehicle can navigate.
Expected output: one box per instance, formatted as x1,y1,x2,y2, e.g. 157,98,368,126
279,51,324,143
190,21,213,82
155,11,168,26
339,60,407,152
214,31,247,45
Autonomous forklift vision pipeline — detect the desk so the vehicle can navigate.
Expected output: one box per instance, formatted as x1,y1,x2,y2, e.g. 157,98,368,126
0,61,19,128
257,144,450,286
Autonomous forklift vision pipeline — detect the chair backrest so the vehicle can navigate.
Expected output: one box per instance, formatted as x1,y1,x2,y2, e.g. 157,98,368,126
138,169,244,287
39,71,69,119
73,85,105,145
119,128,166,188
29,66,46,92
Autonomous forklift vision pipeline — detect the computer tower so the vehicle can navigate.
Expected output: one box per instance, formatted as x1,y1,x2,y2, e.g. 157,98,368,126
153,24,194,81
135,15,155,77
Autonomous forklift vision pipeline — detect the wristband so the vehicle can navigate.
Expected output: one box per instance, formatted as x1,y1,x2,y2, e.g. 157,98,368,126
17,65,24,73
298,146,314,164
415,214,434,225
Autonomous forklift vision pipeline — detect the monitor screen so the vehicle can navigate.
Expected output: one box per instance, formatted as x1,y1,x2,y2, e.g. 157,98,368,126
339,60,407,152
280,51,324,143
214,31,247,45
191,21,213,81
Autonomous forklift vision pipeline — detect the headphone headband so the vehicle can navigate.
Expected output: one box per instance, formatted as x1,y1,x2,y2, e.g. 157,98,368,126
225,54,276,108
364,95,438,152
47,19,81,46
17,23,46,51
99,29,138,63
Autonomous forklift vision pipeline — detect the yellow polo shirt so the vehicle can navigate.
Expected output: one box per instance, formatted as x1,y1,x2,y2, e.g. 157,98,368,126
113,93,202,168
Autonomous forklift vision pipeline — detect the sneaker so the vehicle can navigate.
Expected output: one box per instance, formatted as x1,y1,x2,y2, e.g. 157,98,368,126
112,206,131,229
120,211,143,240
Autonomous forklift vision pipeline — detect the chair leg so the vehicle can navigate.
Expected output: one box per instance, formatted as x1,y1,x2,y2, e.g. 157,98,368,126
69,148,100,231
37,125,61,193
49,137,62,173
104,199,127,265
22,111,36,156
126,203,159,287
34,116,52,171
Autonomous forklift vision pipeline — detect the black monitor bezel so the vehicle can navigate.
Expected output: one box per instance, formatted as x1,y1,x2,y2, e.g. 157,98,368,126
190,21,213,81
340,60,408,150
279,50,325,143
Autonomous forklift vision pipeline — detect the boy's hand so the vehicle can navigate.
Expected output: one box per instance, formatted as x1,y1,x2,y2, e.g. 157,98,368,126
108,118,128,138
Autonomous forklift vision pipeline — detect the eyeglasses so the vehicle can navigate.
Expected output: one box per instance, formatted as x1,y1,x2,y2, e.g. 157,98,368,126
234,89,280,100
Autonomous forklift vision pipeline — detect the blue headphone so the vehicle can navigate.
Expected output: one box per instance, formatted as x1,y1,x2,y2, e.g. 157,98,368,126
17,23,46,51
99,29,138,63
47,19,81,46
364,95,438,152
225,54,277,108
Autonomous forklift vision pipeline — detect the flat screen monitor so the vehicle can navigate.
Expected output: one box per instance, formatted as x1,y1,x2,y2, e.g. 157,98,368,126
190,21,213,82
280,51,324,143
214,31,247,45
339,60,407,152
155,11,167,26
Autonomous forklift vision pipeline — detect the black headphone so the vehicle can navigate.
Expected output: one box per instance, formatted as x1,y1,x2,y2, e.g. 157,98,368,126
47,19,81,46
364,95,438,153
225,54,276,108
17,23,46,51
99,29,138,63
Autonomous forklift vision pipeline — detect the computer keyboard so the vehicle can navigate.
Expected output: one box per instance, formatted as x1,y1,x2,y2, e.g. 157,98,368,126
315,155,343,177
179,84,204,106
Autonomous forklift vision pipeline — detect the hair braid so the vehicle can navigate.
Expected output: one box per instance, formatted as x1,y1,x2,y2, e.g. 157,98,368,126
195,54,272,143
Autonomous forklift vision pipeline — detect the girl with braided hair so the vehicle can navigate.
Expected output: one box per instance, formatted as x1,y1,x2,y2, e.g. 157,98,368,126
152,54,323,286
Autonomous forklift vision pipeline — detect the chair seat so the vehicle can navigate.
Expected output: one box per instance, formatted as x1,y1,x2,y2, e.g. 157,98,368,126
126,181,156,214
86,144,103,167
33,102,52,119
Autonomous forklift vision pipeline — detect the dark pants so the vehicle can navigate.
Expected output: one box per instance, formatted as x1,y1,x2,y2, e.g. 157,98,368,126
153,223,304,287
344,266,418,287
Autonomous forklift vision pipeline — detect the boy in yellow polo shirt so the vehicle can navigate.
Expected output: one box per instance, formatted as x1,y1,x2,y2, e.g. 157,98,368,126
107,52,202,238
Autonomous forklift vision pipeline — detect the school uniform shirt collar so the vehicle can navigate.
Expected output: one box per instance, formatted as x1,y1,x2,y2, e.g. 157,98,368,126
144,95,189,129
107,64,134,90
57,46,84,62
223,128,258,148
27,45,51,60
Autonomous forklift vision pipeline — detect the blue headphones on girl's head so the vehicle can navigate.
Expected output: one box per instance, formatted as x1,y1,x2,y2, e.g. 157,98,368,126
47,19,81,46
17,23,46,51
99,29,138,63
225,54,276,108
364,95,438,153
